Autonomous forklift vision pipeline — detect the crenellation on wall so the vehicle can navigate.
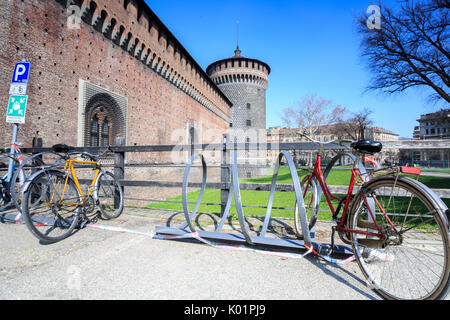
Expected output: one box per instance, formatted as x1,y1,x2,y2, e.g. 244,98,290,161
58,0,232,116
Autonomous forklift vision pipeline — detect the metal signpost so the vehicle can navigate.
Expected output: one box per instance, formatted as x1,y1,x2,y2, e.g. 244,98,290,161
6,61,30,185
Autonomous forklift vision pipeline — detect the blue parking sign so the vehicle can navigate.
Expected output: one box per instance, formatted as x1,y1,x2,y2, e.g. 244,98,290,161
11,62,31,84
10,62,31,95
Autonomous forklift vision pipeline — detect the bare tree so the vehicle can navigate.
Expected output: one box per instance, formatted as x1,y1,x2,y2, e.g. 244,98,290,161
281,94,347,164
330,107,375,140
357,0,450,103
281,94,346,136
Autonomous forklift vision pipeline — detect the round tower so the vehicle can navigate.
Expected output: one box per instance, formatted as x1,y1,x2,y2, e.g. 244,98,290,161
206,47,270,177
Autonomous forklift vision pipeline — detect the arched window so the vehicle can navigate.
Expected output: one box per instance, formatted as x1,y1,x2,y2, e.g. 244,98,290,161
85,93,125,147
90,115,99,147
89,108,111,147
101,119,110,146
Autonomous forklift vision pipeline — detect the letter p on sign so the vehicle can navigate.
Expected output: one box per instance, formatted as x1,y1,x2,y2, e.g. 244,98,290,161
11,62,30,84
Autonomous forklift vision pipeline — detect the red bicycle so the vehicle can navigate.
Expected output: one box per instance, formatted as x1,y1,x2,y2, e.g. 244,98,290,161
294,135,450,300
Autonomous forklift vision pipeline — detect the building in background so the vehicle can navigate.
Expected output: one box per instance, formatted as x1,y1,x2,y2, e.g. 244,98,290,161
267,124,399,165
404,109,450,166
414,109,450,140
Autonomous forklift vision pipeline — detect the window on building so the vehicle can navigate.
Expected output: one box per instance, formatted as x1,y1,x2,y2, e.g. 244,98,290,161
90,115,99,147
101,119,110,146
246,120,251,127
85,92,124,148
247,103,251,109
431,128,436,134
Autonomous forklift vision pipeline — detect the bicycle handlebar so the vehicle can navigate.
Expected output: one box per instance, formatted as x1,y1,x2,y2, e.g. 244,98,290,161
52,144,113,162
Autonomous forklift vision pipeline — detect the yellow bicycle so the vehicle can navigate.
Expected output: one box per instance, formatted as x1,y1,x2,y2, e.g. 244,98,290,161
21,144,123,243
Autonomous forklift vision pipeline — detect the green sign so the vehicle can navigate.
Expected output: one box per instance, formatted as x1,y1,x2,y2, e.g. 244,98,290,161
6,95,28,124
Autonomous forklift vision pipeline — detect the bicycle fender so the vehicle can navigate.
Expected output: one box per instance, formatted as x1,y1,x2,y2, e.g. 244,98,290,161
21,169,64,194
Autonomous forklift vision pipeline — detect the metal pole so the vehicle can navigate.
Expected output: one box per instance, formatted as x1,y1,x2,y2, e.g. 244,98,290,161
220,134,230,217
7,123,18,184
114,136,125,208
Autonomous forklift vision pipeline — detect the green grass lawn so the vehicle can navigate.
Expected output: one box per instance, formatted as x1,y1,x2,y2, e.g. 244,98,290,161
147,188,341,220
239,167,352,186
147,167,450,219
241,167,450,189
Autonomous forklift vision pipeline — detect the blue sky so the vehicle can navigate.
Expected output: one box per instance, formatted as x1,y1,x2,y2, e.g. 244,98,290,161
145,0,448,138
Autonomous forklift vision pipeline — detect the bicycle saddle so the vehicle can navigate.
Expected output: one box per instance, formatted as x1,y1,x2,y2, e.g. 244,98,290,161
52,144,73,153
350,139,382,154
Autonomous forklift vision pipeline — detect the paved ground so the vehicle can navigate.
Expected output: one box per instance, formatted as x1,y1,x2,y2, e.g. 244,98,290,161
0,207,381,300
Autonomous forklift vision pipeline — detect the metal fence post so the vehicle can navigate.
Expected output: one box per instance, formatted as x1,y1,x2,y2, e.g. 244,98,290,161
32,137,43,167
114,137,125,208
220,134,230,217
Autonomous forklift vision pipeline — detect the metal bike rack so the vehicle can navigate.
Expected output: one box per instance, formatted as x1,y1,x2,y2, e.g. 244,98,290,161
155,151,357,255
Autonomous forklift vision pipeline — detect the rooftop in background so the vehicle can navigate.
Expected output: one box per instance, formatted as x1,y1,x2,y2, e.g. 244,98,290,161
267,124,399,143
417,109,450,121
206,47,271,76
415,109,450,140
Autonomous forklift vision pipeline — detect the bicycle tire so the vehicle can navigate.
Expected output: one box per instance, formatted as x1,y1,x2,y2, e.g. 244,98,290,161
347,175,450,300
0,180,13,211
0,157,20,212
22,170,81,243
294,174,320,239
10,153,47,212
94,170,123,219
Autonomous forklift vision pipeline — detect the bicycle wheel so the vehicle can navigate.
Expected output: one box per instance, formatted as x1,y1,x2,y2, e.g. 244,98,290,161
0,178,12,211
22,170,81,243
0,157,20,211
294,174,319,239
10,153,47,212
94,170,123,219
347,175,450,300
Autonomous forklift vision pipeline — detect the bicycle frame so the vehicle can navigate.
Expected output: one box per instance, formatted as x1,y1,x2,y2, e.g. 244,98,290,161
59,158,101,206
306,153,389,240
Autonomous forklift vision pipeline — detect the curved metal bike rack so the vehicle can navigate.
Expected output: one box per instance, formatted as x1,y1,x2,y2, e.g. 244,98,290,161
155,151,354,255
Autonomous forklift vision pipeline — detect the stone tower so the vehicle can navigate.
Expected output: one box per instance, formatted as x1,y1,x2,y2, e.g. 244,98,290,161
206,47,270,177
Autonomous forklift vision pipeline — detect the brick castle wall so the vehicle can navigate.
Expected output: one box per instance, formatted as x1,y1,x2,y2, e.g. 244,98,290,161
0,0,230,149
0,0,230,204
